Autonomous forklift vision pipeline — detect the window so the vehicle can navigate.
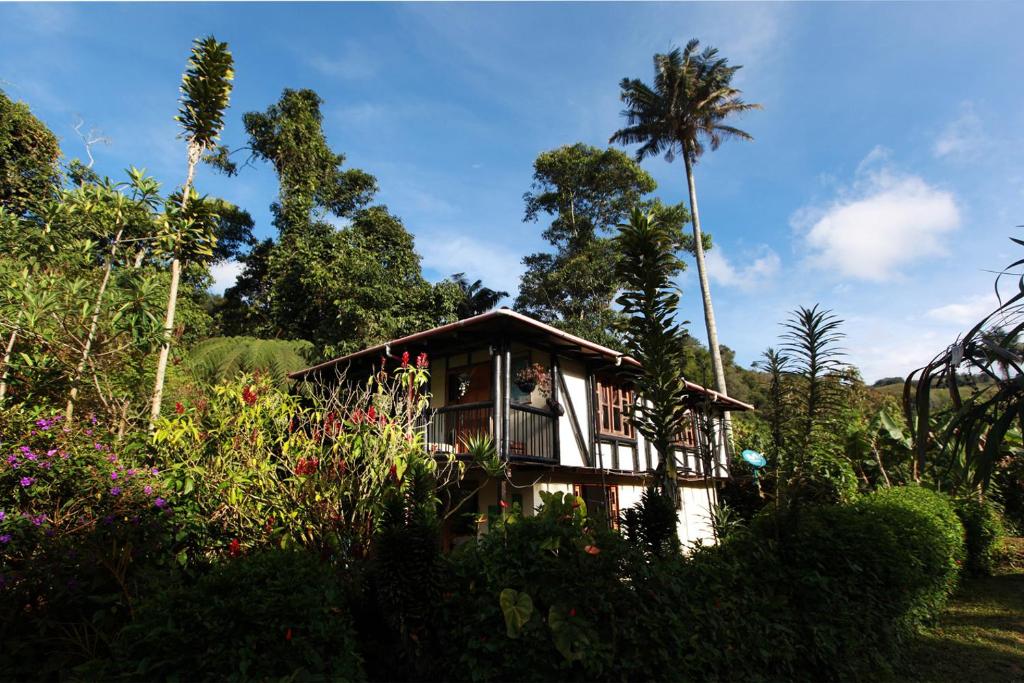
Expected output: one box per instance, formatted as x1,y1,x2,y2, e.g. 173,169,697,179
596,375,635,439
674,414,697,448
574,484,619,529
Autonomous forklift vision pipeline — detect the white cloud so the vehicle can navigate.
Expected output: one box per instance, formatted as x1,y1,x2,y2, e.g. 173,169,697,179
925,293,999,326
417,233,523,299
209,260,244,295
705,245,780,291
933,102,985,160
794,149,961,281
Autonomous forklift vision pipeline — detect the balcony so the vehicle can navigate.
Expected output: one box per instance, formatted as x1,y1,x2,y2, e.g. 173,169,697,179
424,401,557,462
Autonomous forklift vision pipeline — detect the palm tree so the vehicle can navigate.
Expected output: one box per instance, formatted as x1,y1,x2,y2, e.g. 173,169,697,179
150,36,234,426
450,273,508,319
611,39,761,428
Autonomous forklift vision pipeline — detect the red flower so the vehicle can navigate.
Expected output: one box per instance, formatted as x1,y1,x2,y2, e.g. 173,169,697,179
389,464,399,482
401,350,410,368
367,406,377,422
241,385,258,405
499,499,508,509
416,352,429,369
584,545,601,555
295,457,319,476
351,409,364,425
174,402,185,415
228,538,241,557
569,608,577,617
285,628,293,641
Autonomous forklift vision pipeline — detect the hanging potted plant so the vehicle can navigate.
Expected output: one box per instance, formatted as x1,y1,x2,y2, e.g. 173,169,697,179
514,362,550,396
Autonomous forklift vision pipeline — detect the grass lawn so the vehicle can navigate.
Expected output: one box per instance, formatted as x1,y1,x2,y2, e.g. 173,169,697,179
899,537,1024,681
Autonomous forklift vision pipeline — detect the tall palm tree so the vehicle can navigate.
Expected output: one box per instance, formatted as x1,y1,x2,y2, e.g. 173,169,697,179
150,36,234,426
450,272,508,319
611,40,761,424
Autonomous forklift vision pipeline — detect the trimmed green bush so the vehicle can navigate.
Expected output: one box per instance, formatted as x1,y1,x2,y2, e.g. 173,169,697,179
955,497,1006,576
856,485,965,617
113,549,364,681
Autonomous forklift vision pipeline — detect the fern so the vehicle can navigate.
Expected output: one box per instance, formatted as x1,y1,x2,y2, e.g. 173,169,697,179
186,336,314,388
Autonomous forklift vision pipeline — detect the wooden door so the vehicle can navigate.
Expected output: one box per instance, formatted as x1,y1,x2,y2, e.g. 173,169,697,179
447,361,493,448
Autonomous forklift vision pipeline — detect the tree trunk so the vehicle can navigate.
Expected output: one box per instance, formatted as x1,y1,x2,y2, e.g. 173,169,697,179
682,148,733,448
0,327,18,403
67,228,124,419
149,144,199,428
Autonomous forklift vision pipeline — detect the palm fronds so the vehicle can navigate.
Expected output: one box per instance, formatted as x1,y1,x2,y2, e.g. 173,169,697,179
186,336,315,388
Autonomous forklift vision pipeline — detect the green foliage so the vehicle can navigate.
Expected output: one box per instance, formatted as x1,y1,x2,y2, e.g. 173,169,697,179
0,410,176,676
615,208,688,501
438,491,647,681
906,238,1024,492
611,40,761,166
114,549,364,681
514,143,692,347
856,486,965,617
364,461,445,680
954,497,1006,576
176,36,234,150
0,89,61,217
448,272,507,319
619,486,682,558
185,335,314,388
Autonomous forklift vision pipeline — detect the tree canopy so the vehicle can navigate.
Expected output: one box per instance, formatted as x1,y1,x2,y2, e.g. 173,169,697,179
514,143,695,348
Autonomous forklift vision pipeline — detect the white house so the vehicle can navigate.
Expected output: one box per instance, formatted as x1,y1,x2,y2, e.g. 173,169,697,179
289,308,752,548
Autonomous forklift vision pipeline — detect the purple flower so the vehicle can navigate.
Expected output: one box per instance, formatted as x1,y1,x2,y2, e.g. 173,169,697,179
6,454,17,467
0,509,5,521
110,472,118,480
46,449,56,458
35,418,52,430
31,514,46,526
151,467,160,476
90,415,97,425
144,485,153,495
25,452,37,462
19,446,31,455
0,534,10,544
110,486,121,496
19,477,34,487
154,497,167,509
38,461,51,470
107,454,117,463
94,442,103,451
126,468,136,477
84,429,93,436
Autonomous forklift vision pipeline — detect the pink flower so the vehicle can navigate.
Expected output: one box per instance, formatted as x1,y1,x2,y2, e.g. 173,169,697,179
19,477,34,487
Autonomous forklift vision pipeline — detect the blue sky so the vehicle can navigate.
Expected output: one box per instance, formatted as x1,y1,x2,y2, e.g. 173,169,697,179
3,2,1023,382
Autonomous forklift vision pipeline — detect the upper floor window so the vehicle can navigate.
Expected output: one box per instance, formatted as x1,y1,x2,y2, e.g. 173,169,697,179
674,414,697,448
596,375,635,439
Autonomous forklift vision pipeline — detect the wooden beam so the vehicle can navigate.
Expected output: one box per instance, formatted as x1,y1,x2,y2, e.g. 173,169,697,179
554,360,589,468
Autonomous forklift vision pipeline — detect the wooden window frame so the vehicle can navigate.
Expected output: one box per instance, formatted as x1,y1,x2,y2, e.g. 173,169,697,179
595,375,635,440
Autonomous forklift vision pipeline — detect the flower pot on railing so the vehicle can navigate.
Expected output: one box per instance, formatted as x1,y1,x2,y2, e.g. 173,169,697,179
515,380,536,394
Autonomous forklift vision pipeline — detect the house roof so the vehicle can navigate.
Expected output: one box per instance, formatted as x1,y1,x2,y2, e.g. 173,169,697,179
289,308,753,411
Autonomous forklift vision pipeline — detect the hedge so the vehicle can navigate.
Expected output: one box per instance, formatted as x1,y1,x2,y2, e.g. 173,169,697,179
955,497,1006,576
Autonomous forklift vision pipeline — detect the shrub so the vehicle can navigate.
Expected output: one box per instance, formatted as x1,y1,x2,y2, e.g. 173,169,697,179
113,549,364,681
955,497,1006,576
437,491,657,682
856,485,965,617
0,411,176,677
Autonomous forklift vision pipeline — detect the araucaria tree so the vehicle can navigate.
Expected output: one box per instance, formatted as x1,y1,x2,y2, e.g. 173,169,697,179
615,208,689,505
611,40,761,412
150,36,234,425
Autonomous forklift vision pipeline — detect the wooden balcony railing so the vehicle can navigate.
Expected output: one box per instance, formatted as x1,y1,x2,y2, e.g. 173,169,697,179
423,401,556,462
